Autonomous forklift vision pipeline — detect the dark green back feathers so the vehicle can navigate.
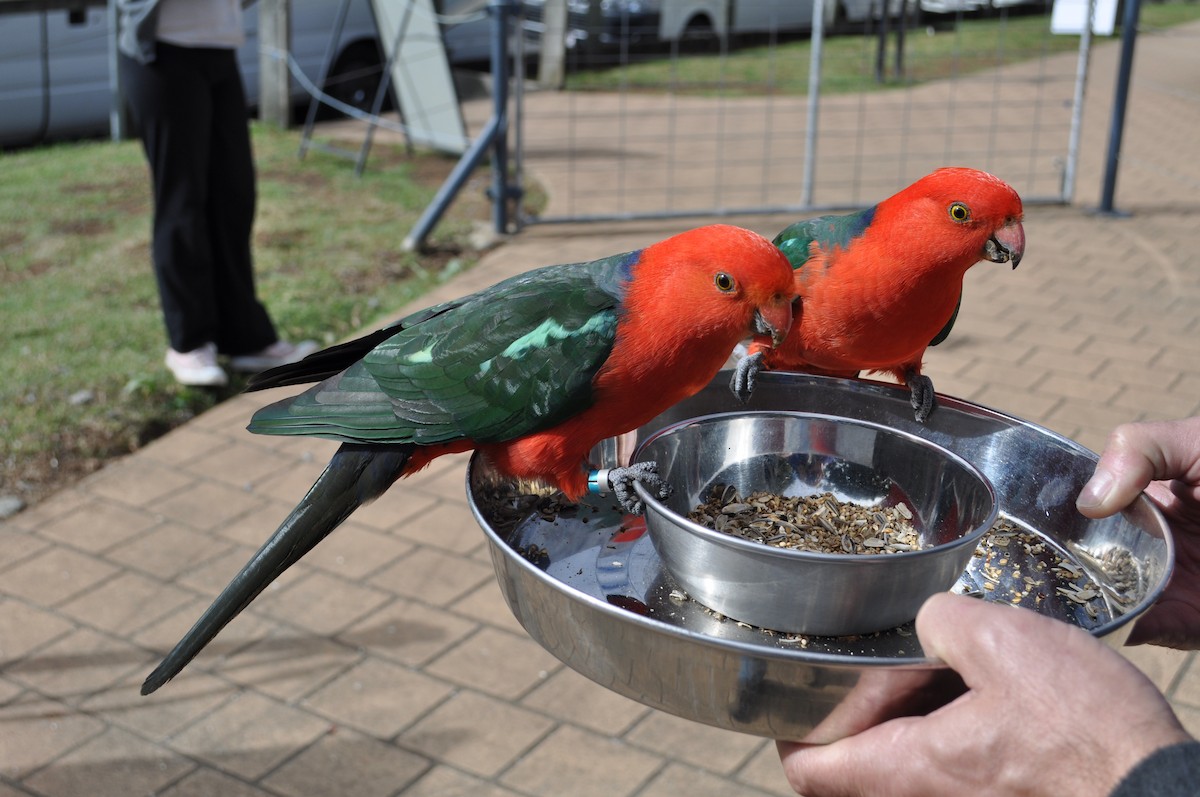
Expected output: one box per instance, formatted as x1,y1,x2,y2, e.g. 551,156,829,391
248,251,642,446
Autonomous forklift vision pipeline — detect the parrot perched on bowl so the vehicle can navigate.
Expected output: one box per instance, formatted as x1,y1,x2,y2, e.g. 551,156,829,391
140,223,795,695
731,167,1026,422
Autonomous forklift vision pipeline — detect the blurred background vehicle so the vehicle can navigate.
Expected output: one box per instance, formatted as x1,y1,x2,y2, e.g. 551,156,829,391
0,0,514,148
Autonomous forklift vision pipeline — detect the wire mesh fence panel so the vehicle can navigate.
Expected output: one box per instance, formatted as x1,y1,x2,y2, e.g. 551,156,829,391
513,0,1089,225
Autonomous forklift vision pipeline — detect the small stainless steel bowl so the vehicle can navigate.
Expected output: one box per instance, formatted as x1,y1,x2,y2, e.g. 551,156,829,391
633,411,998,635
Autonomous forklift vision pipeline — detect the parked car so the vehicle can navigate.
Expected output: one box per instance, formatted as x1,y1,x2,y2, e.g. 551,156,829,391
0,0,511,148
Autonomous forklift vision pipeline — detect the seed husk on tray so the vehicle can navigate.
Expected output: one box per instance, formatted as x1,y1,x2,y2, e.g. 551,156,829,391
687,485,925,555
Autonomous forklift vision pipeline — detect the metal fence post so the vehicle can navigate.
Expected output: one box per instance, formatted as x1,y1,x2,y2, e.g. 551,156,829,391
802,0,826,208
1097,0,1142,215
402,0,515,250
1062,0,1096,204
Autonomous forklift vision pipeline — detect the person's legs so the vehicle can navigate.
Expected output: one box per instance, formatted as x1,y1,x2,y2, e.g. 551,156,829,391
122,44,224,355
203,49,278,356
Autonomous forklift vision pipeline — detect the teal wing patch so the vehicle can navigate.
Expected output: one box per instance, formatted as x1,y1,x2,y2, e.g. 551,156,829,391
248,254,636,446
773,206,877,270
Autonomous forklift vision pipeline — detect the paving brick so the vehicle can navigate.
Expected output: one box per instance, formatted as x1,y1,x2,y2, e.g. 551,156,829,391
402,765,528,797
153,480,266,532
449,577,527,636
5,627,148,703
249,451,329,503
1034,372,1121,404
0,694,105,780
499,725,663,797
1174,702,1200,740
155,767,276,797
1,546,119,608
81,670,239,740
1163,651,1200,709
390,500,488,556
0,599,76,662
338,597,478,669
1045,399,1135,446
184,441,293,490
35,499,160,554
83,460,196,509
105,522,235,583
957,356,1049,392
298,521,415,581
734,740,801,796
167,692,331,781
624,711,764,775
399,690,555,778
343,487,441,533
1022,344,1103,378
134,596,280,678
0,531,50,567
261,729,429,797
139,425,230,467
0,779,37,797
637,761,779,797
424,627,560,701
172,544,265,599
3,488,90,532
968,384,1061,424
1111,383,1200,419
212,631,360,703
367,547,493,608
521,668,649,737
22,726,194,797
1120,645,1192,694
0,675,25,704
1152,345,1200,375
253,570,391,637
210,500,298,548
1079,334,1164,366
301,657,454,738
57,571,194,637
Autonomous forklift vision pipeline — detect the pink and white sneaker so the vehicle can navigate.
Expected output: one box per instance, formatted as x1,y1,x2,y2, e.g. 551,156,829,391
165,343,229,387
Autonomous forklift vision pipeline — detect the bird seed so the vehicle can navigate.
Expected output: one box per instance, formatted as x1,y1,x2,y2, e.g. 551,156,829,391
687,485,925,554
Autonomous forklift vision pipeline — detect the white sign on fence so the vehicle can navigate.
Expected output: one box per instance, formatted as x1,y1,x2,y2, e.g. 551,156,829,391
370,0,469,154
1051,0,1119,35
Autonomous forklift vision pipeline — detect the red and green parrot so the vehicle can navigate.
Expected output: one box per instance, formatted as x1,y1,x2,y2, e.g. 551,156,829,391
732,167,1026,422
140,223,795,695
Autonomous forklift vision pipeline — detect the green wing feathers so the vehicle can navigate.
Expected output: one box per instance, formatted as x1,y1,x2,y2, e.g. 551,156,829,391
772,206,877,270
248,258,630,446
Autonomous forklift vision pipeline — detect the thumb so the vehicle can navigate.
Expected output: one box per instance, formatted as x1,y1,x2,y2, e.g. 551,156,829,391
914,593,1079,688
1075,419,1200,518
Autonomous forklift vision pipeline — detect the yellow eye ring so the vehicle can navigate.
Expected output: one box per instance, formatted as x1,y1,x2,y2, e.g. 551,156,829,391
949,202,971,223
714,272,736,292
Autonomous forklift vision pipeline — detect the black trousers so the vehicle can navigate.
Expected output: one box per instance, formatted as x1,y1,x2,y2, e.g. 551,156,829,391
121,43,277,355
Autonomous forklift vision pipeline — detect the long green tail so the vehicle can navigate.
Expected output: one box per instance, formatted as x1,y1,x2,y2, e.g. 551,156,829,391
141,444,410,695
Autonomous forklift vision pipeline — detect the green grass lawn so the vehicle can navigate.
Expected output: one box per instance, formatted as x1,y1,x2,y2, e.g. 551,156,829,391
564,1,1200,94
0,125,491,507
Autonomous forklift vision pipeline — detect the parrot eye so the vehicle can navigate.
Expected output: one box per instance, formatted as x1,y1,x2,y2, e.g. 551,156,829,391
948,202,971,223
714,272,737,293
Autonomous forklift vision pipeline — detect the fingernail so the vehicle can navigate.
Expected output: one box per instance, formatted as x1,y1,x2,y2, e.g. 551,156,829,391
1077,468,1114,510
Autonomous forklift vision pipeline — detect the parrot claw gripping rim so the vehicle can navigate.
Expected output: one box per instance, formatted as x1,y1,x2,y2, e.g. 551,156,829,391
468,371,1173,742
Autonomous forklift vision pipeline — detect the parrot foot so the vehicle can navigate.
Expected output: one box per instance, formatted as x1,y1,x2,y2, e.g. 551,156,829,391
906,371,937,423
730,351,764,404
590,462,672,515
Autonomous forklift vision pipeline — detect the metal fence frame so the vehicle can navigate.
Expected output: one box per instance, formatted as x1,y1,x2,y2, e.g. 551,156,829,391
408,0,1119,248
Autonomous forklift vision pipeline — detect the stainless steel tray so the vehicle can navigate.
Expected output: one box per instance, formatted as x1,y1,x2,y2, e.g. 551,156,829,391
467,372,1173,740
